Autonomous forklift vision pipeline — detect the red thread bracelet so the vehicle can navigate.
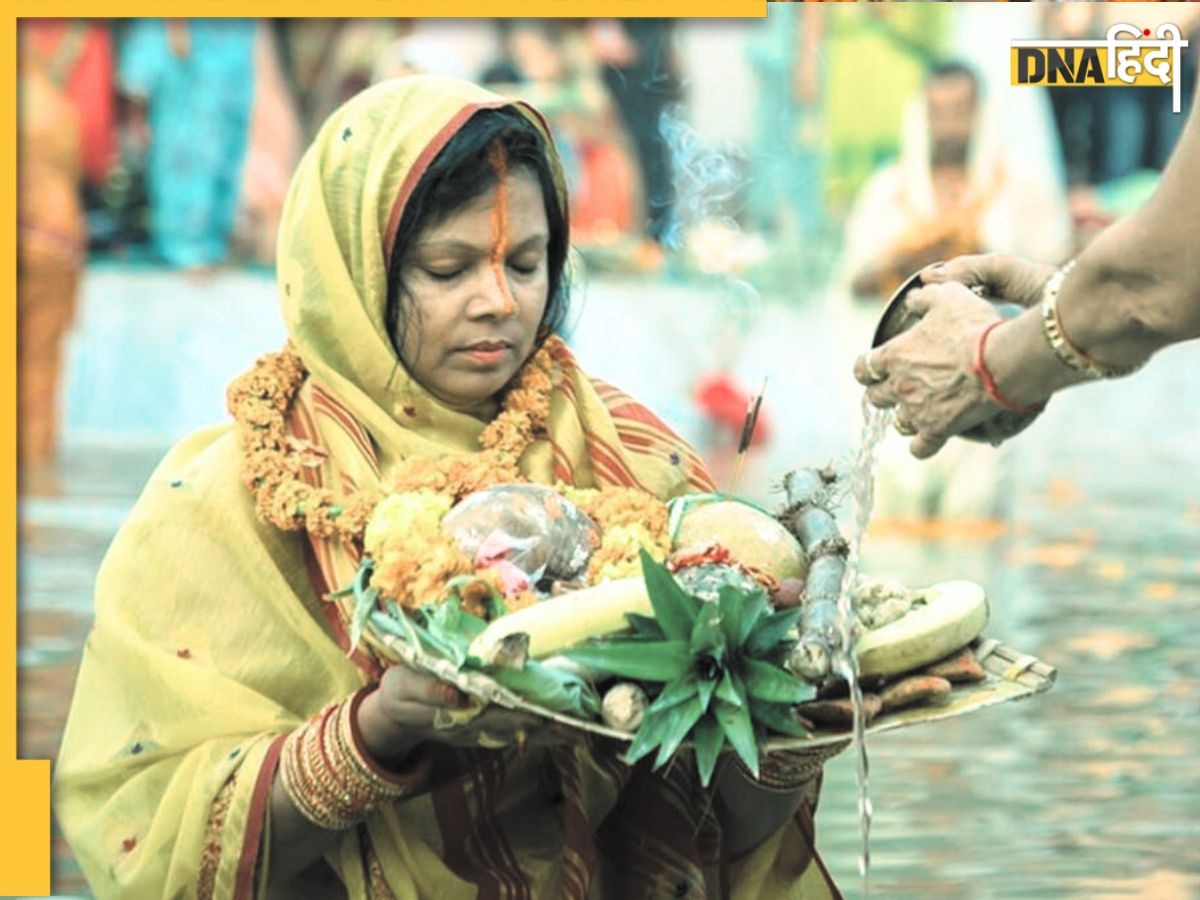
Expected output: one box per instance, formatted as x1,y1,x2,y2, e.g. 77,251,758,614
972,321,1044,415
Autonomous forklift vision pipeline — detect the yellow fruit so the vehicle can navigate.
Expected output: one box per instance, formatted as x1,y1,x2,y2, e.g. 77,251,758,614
468,577,652,662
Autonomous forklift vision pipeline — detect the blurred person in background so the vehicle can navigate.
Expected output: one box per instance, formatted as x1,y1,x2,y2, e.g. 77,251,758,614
277,19,404,143
843,62,1072,300
821,4,947,219
593,19,682,266
746,3,828,250
482,22,641,252
231,21,302,268
837,60,1072,528
117,18,256,273
18,21,112,486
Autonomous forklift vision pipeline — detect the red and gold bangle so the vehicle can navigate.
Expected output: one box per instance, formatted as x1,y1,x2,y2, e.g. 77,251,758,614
279,687,430,831
972,320,1046,416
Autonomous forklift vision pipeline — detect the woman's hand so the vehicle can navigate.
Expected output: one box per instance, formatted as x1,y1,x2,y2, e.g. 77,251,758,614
919,253,1055,309
853,281,1010,459
357,663,567,768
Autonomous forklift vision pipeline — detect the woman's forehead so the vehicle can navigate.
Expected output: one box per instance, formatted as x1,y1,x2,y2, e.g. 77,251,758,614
417,170,548,248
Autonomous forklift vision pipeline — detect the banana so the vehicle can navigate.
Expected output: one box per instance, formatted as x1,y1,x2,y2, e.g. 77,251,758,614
468,576,651,663
854,580,988,677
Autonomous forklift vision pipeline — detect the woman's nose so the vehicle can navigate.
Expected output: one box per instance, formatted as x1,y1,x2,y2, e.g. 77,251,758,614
473,263,518,319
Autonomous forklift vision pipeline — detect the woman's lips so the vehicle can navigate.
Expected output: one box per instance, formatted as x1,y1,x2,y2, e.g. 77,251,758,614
459,342,513,366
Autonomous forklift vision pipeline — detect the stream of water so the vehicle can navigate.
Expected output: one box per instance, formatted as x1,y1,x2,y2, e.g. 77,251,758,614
834,397,895,891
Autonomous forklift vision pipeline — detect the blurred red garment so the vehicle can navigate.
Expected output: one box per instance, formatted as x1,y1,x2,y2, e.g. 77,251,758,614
24,19,117,186
19,23,87,473
693,372,772,446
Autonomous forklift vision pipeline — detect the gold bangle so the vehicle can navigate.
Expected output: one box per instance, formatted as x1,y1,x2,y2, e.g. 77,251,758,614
1040,260,1145,379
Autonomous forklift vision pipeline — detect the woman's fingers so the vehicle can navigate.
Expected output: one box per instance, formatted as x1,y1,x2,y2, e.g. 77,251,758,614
919,254,998,288
853,351,888,386
905,281,993,316
379,663,465,708
920,253,1052,308
910,430,949,460
865,381,898,409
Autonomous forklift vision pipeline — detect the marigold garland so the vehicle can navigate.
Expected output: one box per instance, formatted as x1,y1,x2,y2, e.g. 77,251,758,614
227,338,672,618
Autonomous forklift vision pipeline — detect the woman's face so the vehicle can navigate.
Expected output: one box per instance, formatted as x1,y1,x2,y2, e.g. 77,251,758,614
395,166,551,416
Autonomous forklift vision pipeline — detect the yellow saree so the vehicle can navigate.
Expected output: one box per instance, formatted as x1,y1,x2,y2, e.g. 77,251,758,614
54,76,839,900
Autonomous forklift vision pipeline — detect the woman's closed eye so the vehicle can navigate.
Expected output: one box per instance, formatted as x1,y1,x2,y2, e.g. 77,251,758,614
423,266,465,282
507,260,540,277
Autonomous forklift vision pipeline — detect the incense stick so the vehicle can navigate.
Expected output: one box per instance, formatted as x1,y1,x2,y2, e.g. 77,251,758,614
727,376,767,496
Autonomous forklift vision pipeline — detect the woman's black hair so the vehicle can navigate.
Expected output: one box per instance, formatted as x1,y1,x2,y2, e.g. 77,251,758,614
385,107,570,351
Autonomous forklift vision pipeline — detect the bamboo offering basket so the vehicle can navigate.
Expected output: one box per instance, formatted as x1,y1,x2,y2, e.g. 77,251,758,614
361,622,1056,758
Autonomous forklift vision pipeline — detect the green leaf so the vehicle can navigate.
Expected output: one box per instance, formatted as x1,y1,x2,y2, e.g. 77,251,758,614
562,640,691,683
653,694,707,770
638,549,700,641
717,585,746,649
368,609,410,640
733,586,771,647
742,659,811,704
748,699,813,738
745,607,804,658
383,599,422,647
488,661,600,717
689,607,726,660
423,598,488,643
714,698,759,777
715,669,745,709
625,707,676,766
371,604,422,652
349,584,379,651
625,612,666,638
646,678,699,716
697,675,718,713
344,558,381,650
692,714,725,787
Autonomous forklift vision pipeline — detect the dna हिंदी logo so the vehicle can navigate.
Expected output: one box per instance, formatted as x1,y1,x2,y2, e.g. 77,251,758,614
1011,23,1190,113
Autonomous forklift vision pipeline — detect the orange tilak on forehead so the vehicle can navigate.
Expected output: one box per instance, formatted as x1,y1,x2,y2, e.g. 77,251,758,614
487,139,516,317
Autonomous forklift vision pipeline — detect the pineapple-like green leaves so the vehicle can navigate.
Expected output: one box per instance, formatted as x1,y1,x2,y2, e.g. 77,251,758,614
563,549,815,785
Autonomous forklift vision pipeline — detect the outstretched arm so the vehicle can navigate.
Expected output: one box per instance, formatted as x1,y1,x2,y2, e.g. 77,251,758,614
855,58,1200,458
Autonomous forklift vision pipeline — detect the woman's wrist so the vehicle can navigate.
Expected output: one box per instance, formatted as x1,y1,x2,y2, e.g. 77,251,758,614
982,310,1083,407
278,689,428,832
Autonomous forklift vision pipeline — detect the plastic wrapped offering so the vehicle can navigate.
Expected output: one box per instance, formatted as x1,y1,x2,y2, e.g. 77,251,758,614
443,484,601,589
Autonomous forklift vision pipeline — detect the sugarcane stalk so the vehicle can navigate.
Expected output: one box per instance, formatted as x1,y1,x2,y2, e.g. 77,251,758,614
778,465,849,682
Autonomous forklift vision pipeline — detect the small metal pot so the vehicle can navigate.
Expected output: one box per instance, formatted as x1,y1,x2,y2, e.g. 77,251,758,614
871,272,1040,446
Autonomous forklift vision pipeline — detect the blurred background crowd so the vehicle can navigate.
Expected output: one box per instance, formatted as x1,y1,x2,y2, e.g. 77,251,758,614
19,9,1198,484
17,10,1200,897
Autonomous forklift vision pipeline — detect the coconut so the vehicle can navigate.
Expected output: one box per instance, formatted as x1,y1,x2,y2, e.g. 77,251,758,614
673,501,807,582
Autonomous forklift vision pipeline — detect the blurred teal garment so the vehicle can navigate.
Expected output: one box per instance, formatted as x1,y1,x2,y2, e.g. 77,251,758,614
118,19,255,269
746,5,826,240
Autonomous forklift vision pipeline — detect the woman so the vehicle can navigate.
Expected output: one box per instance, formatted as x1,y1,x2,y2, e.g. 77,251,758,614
18,21,89,478
117,18,256,270
55,76,841,899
